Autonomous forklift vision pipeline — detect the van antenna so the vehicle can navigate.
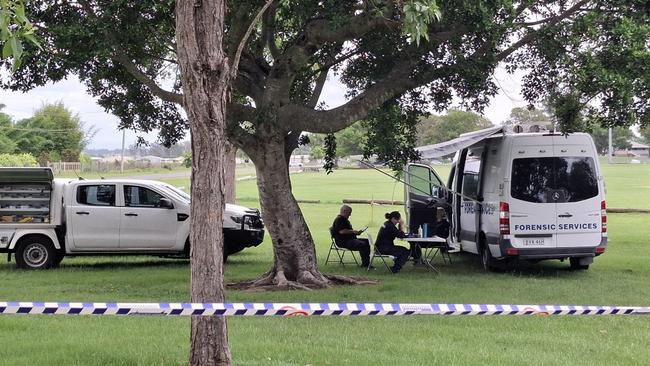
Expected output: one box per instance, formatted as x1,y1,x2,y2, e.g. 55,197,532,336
73,169,84,180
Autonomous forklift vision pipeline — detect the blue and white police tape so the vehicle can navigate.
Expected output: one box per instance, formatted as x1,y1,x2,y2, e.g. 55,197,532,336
1,302,649,317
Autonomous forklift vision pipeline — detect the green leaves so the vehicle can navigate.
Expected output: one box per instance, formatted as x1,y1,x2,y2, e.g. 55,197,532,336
401,0,441,46
0,0,41,71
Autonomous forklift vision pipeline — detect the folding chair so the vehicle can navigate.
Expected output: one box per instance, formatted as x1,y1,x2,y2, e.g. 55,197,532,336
325,227,360,266
366,233,396,273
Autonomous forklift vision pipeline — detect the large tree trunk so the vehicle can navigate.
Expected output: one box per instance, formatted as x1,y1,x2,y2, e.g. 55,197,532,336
176,0,232,365
232,132,373,290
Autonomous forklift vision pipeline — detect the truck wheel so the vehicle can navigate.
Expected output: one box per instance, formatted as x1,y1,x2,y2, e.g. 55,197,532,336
570,257,590,270
15,237,56,270
480,243,497,272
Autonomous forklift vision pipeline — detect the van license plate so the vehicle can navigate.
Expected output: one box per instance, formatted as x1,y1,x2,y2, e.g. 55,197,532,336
523,238,546,246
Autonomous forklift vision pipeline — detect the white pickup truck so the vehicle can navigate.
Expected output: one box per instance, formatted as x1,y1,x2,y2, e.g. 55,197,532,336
0,168,264,269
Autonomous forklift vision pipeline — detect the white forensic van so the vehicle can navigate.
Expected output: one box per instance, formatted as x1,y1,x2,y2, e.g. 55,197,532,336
406,125,607,271
0,168,264,269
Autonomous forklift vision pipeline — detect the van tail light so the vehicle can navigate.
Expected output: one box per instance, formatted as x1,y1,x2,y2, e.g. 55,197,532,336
595,247,606,254
601,200,607,233
499,202,510,235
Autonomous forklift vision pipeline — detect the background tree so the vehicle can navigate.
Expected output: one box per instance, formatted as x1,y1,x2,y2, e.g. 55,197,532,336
8,102,90,163
504,106,551,127
308,121,367,158
641,127,650,145
417,109,493,146
0,105,16,154
4,1,650,290
589,125,633,154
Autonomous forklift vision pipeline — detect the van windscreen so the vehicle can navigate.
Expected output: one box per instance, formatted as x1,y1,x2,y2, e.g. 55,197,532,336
511,157,598,203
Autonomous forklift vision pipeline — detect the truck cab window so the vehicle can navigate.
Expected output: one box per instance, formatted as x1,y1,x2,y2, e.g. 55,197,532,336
77,185,116,206
124,186,164,208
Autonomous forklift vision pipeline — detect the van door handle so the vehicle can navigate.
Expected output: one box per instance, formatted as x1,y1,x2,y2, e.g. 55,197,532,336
76,211,90,215
124,213,138,217
558,213,573,218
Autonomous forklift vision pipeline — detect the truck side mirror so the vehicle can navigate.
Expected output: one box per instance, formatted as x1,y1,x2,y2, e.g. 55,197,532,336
159,198,174,209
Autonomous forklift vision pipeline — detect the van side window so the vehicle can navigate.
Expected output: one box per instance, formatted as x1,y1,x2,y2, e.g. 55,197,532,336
483,149,499,194
77,185,116,206
124,186,164,208
461,148,483,200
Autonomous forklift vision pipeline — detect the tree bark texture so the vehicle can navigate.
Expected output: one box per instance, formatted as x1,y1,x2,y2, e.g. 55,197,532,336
176,0,232,365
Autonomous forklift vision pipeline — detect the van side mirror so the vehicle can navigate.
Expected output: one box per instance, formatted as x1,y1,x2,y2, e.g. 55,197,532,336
159,198,174,209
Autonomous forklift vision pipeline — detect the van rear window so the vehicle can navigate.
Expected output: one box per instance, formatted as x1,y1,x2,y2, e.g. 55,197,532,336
511,157,598,203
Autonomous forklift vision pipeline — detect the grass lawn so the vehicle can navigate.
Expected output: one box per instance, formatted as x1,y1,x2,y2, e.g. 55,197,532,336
2,164,650,365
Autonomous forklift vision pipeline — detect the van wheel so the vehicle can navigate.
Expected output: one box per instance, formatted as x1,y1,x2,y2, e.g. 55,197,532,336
480,243,497,272
570,257,590,270
15,237,56,270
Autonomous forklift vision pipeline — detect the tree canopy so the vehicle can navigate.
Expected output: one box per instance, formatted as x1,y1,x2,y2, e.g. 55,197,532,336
4,2,649,154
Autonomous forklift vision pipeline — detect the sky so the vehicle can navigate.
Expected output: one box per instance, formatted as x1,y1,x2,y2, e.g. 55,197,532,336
0,67,528,150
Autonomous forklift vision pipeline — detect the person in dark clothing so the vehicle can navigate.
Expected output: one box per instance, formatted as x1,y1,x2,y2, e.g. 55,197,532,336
331,205,371,268
375,211,410,273
434,207,450,239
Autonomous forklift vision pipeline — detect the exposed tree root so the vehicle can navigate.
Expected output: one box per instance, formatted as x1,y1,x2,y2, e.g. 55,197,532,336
227,270,379,292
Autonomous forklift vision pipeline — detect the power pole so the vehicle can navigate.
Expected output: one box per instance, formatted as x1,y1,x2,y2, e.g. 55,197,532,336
608,127,613,164
120,129,126,174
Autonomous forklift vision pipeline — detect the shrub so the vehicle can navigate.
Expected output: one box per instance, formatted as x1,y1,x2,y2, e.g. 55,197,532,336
0,153,38,167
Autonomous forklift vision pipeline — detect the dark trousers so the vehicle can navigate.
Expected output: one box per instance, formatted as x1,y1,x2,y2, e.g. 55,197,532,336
339,238,371,266
377,245,410,269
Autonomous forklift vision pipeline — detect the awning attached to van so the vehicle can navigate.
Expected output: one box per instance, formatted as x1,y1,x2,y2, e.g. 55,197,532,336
416,125,503,159
0,167,54,184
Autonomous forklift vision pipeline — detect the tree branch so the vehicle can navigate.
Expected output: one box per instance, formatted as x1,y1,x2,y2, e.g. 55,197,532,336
282,59,423,133
496,0,592,62
514,0,592,27
231,0,275,79
307,67,329,109
261,2,280,60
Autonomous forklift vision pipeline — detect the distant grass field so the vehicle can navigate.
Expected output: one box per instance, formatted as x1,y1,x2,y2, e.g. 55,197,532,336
2,163,650,365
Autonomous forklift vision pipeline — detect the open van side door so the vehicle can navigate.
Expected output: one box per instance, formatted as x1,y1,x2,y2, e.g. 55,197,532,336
404,163,446,234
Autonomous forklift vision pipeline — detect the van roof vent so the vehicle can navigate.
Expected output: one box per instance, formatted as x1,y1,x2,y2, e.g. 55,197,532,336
506,124,550,134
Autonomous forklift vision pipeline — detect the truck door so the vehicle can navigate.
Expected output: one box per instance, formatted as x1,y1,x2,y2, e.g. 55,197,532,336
119,185,178,249
459,146,484,254
67,184,120,249
404,163,445,234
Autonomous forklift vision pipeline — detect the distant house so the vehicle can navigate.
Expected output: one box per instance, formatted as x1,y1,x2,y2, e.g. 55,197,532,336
630,142,650,157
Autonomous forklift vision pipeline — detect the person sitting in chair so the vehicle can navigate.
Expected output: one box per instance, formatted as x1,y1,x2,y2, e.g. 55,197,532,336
375,211,410,273
434,207,450,239
331,205,371,268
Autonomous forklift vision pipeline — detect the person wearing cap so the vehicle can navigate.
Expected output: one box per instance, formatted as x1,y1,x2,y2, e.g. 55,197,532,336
331,205,371,268
375,211,410,273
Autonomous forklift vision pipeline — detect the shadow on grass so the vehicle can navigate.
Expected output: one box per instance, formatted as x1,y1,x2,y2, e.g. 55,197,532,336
57,258,190,270
440,252,586,278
